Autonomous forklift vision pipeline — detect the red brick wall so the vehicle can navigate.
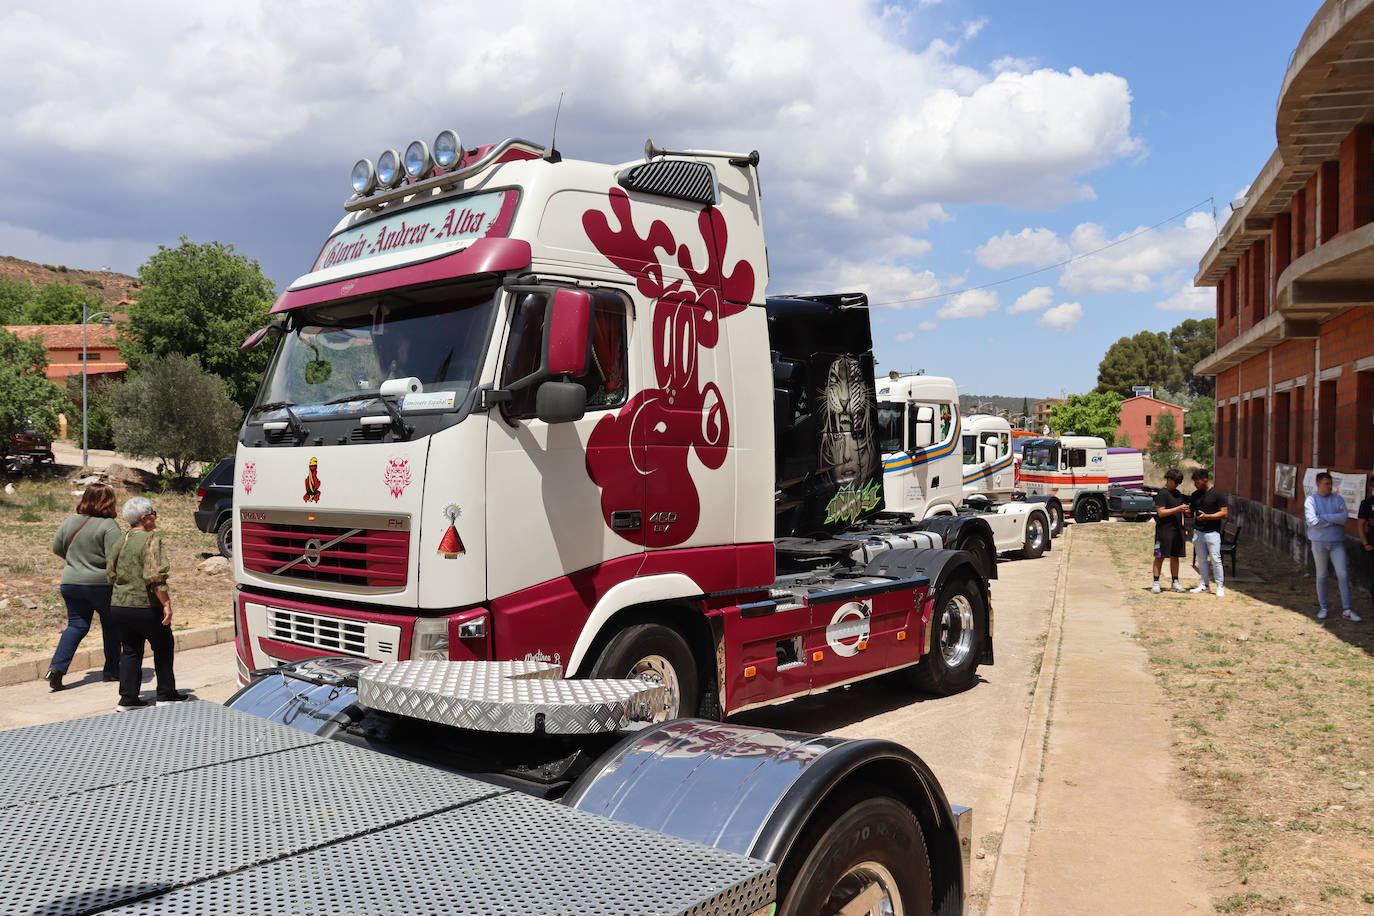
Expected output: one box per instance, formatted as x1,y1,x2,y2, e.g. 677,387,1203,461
1304,174,1320,251
1319,161,1341,244
1338,125,1373,236
1292,190,1307,260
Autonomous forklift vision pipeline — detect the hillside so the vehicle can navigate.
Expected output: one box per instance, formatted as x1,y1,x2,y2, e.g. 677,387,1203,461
958,394,1044,416
0,255,139,312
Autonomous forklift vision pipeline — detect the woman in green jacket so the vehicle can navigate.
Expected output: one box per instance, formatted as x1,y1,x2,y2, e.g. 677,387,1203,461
107,496,190,711
44,483,123,691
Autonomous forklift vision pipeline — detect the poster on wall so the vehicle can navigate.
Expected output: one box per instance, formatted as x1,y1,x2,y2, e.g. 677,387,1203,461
1274,463,1296,499
1335,473,1366,518
1302,467,1326,498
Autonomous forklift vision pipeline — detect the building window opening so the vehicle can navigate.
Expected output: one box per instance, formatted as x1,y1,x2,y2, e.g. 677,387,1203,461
1357,371,1374,471
1318,379,1338,468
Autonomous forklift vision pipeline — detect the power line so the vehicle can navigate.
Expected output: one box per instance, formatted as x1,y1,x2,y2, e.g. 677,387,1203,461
868,197,1215,308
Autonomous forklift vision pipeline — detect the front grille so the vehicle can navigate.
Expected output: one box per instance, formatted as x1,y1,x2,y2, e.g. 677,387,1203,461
349,425,387,442
240,511,410,591
267,608,368,656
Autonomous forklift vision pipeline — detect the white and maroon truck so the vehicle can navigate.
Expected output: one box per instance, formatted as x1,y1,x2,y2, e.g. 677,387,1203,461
1017,435,1153,523
232,132,997,724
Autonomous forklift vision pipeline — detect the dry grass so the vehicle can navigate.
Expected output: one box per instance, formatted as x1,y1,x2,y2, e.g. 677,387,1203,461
0,471,232,663
1087,521,1374,912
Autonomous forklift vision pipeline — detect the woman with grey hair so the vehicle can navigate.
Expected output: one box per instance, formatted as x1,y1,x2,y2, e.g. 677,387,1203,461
106,496,189,711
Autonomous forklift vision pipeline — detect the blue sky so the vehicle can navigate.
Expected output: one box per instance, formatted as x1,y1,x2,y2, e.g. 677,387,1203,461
0,1,1321,397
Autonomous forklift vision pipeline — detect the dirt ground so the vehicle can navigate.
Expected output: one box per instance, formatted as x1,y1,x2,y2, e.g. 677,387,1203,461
0,467,233,662
1089,520,1374,913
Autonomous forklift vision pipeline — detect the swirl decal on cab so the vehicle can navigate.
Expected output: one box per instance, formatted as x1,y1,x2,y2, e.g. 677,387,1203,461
581,188,755,546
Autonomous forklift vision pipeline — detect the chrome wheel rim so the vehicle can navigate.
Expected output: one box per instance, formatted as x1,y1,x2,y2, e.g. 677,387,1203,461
628,654,681,721
825,860,903,916
940,594,975,666
1027,518,1045,550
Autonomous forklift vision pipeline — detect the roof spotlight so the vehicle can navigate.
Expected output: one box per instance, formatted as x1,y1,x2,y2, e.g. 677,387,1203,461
404,139,433,180
433,129,462,169
376,149,403,188
350,158,377,196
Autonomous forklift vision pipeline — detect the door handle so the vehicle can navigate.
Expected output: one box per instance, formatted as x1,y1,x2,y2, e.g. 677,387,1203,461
611,510,641,531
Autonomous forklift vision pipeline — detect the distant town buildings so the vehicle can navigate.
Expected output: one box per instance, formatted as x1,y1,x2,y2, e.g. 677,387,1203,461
5,323,126,381
1032,398,1063,432
1194,0,1374,560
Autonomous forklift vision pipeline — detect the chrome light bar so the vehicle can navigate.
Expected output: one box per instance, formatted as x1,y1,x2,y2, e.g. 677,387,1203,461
345,137,551,212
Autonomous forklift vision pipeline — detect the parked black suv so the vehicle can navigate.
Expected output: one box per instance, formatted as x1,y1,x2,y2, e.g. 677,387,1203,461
194,457,235,557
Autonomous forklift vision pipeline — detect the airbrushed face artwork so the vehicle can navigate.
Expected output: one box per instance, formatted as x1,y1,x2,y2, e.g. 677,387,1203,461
304,457,321,503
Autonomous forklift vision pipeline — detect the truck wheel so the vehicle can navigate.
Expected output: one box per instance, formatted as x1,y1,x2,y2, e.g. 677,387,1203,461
1046,500,1064,536
1073,498,1105,524
588,622,699,722
216,518,234,558
777,792,933,916
906,572,986,696
1019,513,1048,559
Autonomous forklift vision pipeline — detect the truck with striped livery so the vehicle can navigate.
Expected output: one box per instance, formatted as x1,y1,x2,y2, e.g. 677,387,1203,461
1017,436,1152,523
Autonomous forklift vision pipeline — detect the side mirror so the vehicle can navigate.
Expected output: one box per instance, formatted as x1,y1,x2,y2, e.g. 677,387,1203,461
545,289,592,377
911,405,935,449
982,443,999,464
536,381,587,424
240,322,283,352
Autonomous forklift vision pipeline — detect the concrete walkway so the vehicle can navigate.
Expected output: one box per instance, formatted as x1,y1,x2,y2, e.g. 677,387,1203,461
988,526,1223,914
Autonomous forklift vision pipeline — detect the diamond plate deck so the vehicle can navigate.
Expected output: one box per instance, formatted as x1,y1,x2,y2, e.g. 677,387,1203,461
0,701,325,809
0,702,775,916
358,659,667,733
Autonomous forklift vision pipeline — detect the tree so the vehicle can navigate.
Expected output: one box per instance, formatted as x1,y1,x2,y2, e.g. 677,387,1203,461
1145,412,1181,469
21,282,100,324
1185,395,1215,470
109,354,242,480
1047,392,1122,443
64,375,116,451
1168,317,1217,397
0,278,32,325
122,238,276,408
0,328,68,440
1096,331,1183,397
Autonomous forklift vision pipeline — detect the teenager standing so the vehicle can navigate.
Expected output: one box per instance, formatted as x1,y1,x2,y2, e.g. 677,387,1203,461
1189,469,1228,597
1151,468,1189,593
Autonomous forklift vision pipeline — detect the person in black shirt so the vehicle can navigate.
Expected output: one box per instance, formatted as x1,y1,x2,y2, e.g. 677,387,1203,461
1188,468,1229,597
1151,468,1189,593
1358,477,1374,604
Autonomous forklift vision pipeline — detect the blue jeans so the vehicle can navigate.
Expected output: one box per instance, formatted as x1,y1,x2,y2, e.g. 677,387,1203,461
1311,541,1352,612
49,584,120,676
1193,530,1224,588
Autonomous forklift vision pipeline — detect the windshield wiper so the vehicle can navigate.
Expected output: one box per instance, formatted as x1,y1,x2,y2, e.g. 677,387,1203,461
253,400,297,414
328,391,413,441
252,401,308,442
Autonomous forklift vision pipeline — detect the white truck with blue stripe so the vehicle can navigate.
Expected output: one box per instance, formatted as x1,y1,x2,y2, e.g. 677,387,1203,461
876,374,1053,562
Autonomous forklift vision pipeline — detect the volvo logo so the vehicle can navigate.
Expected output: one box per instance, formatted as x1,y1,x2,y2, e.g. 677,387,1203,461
302,538,324,568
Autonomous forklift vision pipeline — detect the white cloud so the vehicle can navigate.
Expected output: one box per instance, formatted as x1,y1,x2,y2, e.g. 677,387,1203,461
894,331,916,343
1008,285,1054,314
918,320,938,331
1059,211,1216,294
1038,301,1083,332
991,56,1035,74
973,228,1071,269
962,18,987,39
1156,282,1215,313
801,254,941,308
938,288,999,319
0,221,162,276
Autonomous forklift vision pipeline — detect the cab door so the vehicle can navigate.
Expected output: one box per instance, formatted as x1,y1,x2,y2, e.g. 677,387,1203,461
484,287,642,663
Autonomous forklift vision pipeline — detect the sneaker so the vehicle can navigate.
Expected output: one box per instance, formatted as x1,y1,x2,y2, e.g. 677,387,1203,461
155,693,193,707
1190,585,1211,594
1216,587,1226,598
1171,582,1186,593
1151,581,1161,593
1317,607,1330,620
115,699,149,712
1343,609,1363,622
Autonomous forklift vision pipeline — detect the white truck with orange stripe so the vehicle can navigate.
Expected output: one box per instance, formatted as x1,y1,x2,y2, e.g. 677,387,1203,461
1017,435,1152,523
876,374,1052,561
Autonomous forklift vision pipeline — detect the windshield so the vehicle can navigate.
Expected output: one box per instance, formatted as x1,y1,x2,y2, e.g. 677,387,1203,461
877,404,904,453
1021,442,1058,470
254,281,498,417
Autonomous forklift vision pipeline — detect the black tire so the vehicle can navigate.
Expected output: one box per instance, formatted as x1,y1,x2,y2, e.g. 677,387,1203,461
1019,512,1048,559
906,572,986,696
777,792,933,916
1046,500,1064,536
588,621,699,721
215,517,234,558
1073,497,1106,524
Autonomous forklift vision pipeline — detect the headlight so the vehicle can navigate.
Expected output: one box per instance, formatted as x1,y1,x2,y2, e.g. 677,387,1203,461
350,158,376,196
433,129,462,169
376,149,403,188
404,139,432,180
411,617,449,661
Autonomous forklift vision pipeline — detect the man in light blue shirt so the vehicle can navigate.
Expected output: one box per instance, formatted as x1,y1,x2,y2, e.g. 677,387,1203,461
1305,472,1361,622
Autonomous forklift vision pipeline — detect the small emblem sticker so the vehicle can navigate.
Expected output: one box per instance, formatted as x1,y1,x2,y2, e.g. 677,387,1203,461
383,457,412,498
242,460,257,495
437,504,465,558
304,457,322,503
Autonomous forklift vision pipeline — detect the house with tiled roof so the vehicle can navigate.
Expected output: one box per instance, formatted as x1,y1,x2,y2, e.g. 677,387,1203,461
5,322,127,380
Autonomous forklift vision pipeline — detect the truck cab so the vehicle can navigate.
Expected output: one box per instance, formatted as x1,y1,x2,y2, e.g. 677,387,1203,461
1018,436,1151,522
232,133,993,721
960,413,1015,499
